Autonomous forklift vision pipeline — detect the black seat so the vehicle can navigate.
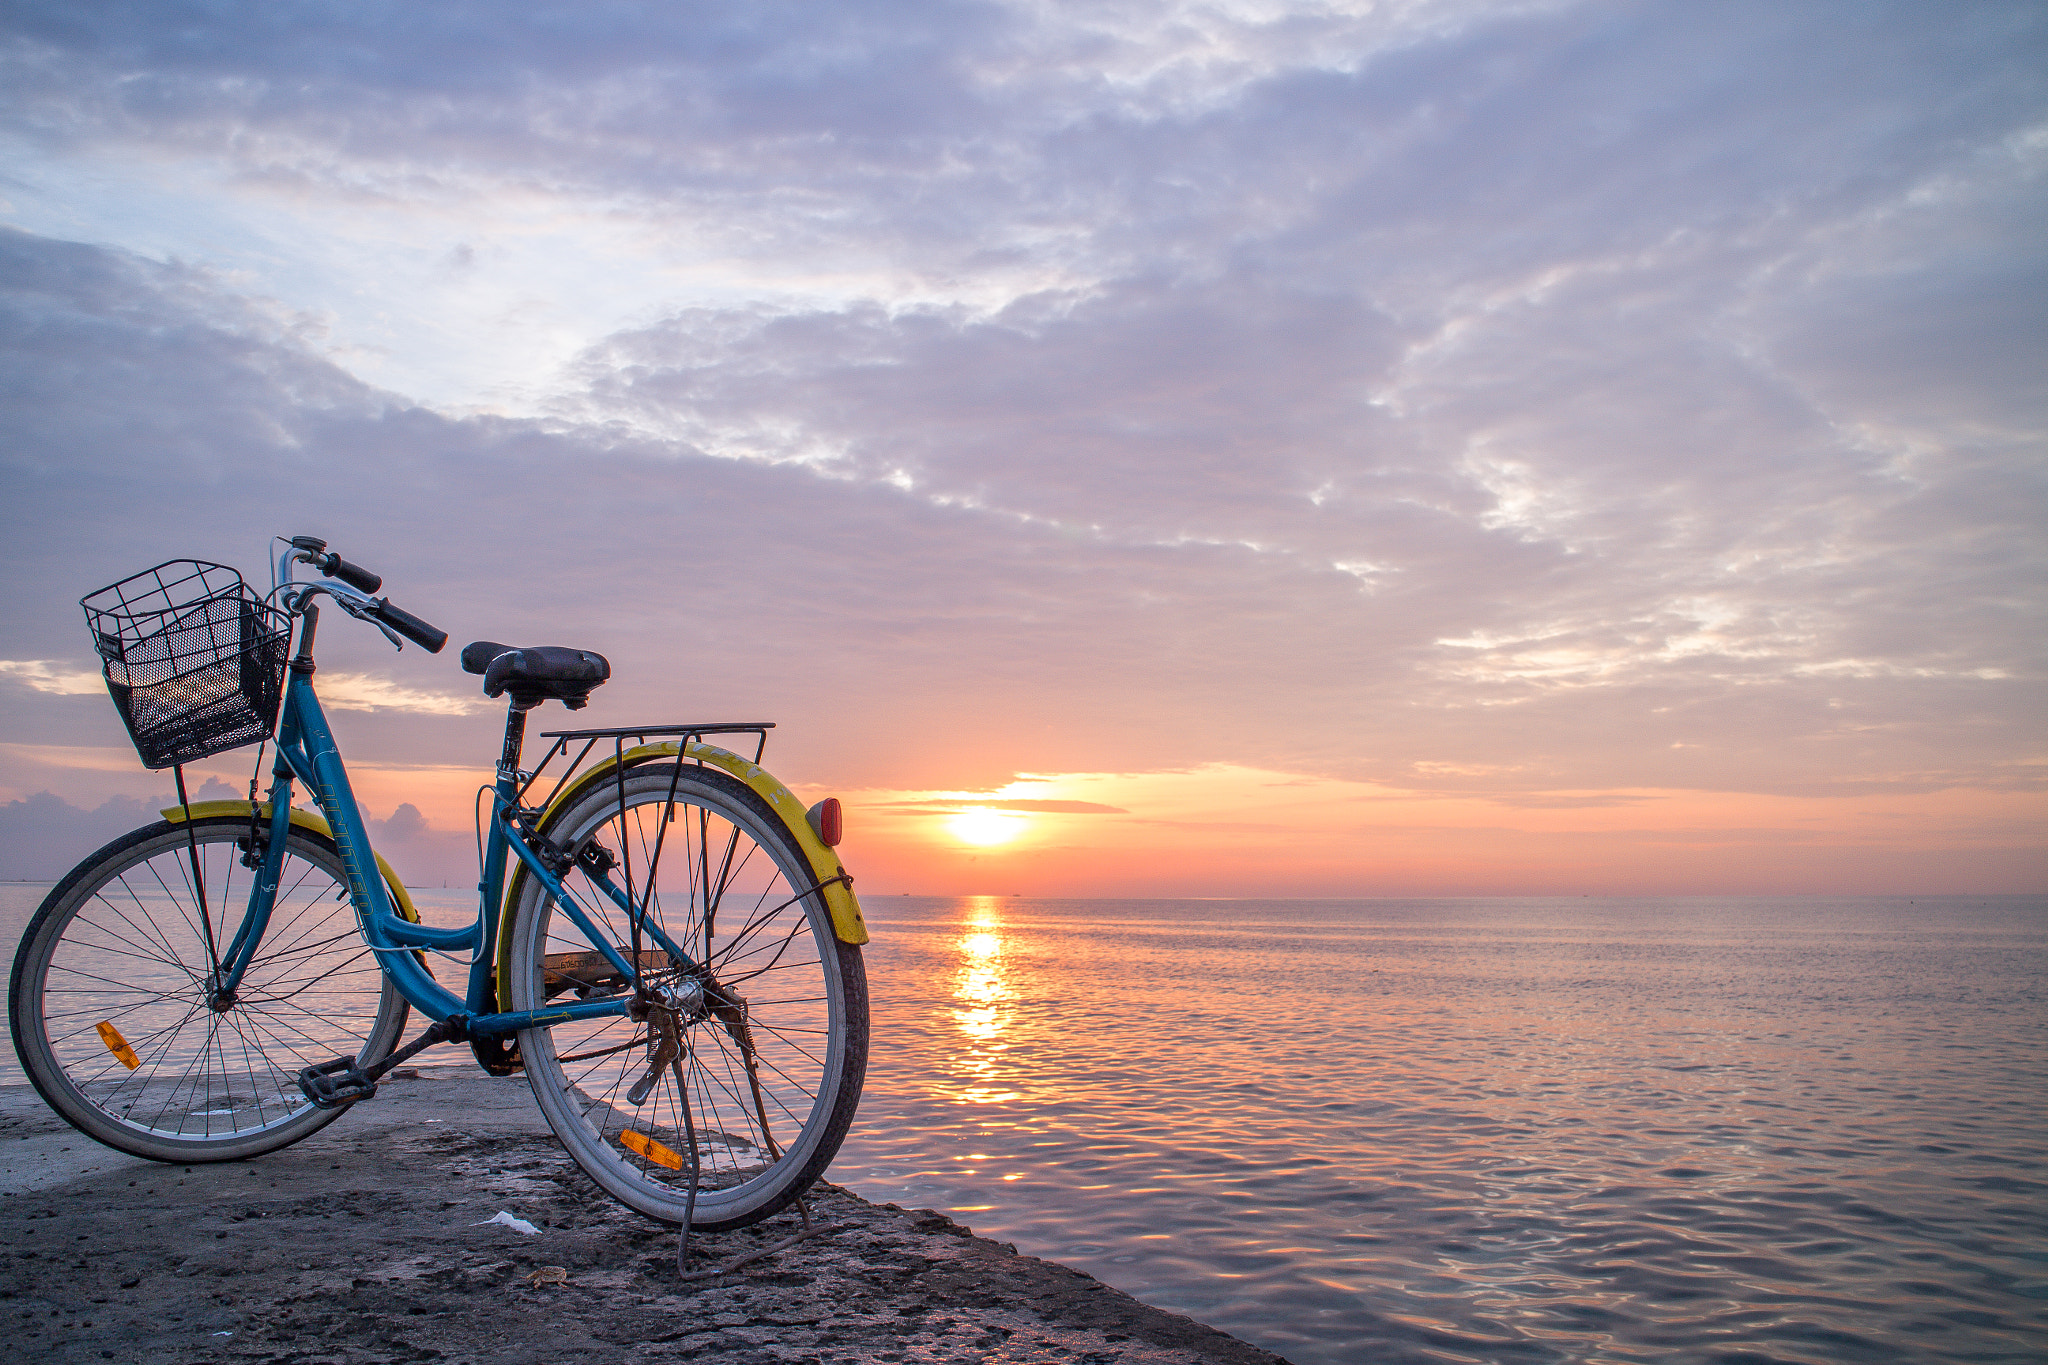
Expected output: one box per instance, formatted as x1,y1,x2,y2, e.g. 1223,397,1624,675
460,641,610,710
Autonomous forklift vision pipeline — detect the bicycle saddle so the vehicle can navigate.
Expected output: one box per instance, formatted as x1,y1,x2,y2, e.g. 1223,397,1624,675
461,641,610,710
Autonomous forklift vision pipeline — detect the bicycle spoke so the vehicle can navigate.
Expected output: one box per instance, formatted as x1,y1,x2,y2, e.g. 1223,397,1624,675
13,818,405,1157
507,761,863,1228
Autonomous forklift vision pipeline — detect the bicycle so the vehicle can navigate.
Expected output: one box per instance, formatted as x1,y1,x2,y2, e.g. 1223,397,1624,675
8,537,869,1233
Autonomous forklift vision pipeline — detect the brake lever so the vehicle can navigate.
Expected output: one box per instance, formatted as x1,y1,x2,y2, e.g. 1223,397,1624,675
331,592,407,652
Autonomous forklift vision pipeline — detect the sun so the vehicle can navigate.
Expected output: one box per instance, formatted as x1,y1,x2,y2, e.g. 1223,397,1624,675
947,808,1027,846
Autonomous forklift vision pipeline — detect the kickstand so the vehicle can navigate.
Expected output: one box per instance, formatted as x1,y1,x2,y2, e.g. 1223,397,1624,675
665,1032,843,1286
673,1047,702,1278
676,1193,846,1285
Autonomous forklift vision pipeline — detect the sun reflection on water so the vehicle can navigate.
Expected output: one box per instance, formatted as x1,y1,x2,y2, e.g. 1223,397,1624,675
948,898,1021,1103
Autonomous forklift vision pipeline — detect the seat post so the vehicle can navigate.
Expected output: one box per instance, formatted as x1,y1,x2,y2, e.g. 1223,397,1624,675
499,702,531,774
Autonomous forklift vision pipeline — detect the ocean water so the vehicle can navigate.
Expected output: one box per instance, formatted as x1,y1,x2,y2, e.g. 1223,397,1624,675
831,896,2047,1365
6,885,2043,1364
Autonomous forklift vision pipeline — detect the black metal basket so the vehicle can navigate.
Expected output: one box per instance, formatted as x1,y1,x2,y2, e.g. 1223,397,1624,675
81,561,292,771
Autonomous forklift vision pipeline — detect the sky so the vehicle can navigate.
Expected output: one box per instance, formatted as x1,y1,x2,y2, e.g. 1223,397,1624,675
1,1,2042,895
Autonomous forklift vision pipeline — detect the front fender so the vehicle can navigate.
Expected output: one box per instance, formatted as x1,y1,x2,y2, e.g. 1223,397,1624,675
160,799,423,924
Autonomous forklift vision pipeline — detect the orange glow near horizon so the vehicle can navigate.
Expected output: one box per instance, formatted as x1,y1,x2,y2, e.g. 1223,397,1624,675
13,741,2038,898
794,765,2047,898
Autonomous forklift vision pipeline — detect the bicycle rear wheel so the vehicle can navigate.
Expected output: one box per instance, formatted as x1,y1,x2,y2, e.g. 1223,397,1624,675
9,817,409,1161
506,763,867,1229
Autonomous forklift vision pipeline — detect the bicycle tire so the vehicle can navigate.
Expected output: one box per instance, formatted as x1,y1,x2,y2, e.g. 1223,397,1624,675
9,817,409,1162
506,763,867,1229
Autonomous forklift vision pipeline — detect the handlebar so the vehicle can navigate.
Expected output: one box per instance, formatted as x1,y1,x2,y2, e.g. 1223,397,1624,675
288,536,379,593
369,598,449,653
282,535,447,654
320,554,382,595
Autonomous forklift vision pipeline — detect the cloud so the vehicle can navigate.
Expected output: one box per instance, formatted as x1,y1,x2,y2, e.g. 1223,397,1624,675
360,800,472,888
1484,792,1655,810
0,660,103,695
6,3,2036,411
880,799,1130,814
316,673,484,716
0,778,240,879
0,3,2041,890
2,191,2039,809
0,784,472,884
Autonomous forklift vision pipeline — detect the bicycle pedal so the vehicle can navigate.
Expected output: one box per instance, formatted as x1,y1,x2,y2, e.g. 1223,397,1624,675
297,1056,377,1109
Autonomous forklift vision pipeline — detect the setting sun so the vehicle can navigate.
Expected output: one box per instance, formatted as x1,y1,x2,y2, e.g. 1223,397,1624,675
947,808,1028,846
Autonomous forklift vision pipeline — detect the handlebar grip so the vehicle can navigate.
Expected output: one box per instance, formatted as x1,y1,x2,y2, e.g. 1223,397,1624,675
323,555,383,594
371,598,449,653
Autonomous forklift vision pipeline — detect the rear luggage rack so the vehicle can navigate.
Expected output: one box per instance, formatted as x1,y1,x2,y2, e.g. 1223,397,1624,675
520,722,774,808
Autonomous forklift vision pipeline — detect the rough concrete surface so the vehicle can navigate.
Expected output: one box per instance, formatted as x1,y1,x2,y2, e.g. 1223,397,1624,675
0,1072,1293,1365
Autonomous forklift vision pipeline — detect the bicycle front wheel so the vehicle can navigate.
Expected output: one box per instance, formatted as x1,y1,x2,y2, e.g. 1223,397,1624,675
9,817,409,1161
507,763,867,1229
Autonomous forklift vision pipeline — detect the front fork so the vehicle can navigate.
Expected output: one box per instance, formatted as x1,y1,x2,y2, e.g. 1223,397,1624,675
204,769,302,1010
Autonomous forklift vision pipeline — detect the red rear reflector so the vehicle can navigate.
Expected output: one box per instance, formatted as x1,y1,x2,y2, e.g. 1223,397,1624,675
807,797,842,847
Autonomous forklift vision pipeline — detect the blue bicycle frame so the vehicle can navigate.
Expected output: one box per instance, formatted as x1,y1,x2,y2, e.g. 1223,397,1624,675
216,618,701,1042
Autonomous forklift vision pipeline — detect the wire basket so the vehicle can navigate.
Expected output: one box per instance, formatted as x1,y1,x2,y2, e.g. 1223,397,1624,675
81,561,292,771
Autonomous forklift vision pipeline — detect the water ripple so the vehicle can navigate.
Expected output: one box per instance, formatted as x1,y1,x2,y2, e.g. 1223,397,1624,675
832,896,2048,1364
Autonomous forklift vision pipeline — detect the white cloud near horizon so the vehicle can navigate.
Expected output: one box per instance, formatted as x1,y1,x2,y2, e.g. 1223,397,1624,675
0,1,2041,890
0,661,103,695
314,674,486,717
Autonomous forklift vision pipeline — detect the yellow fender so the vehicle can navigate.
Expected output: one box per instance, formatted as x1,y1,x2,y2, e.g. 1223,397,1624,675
494,740,867,1009
161,800,423,925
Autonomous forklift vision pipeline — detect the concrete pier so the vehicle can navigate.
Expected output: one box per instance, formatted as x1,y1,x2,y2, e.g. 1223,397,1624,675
0,1072,1293,1364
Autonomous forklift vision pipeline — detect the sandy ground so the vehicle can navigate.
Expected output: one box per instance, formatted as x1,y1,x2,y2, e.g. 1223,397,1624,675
0,1071,1293,1365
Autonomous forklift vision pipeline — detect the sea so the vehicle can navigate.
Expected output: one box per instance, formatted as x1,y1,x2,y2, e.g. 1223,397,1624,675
6,887,2043,1365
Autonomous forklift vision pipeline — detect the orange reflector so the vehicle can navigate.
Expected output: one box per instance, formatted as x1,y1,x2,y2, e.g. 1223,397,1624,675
96,1021,140,1070
619,1128,686,1170
807,797,842,847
